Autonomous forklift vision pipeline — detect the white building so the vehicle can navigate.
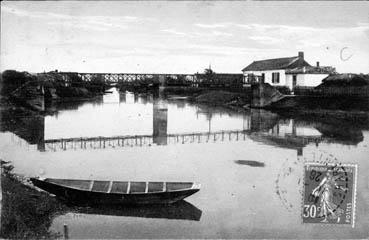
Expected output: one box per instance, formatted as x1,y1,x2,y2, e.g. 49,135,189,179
285,64,336,89
242,52,335,90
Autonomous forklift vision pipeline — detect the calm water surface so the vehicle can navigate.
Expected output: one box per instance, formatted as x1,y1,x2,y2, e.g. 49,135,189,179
1,88,368,238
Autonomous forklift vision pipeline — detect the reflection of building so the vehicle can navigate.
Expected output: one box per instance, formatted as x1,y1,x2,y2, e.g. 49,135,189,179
249,117,322,156
250,109,279,132
152,100,168,145
119,92,126,103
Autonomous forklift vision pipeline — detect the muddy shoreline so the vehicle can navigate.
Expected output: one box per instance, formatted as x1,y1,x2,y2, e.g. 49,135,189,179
163,88,369,120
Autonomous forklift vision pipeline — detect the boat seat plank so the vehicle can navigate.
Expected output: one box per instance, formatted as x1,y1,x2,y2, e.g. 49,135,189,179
91,181,110,192
110,181,128,194
89,180,94,191
145,182,149,193
107,181,113,193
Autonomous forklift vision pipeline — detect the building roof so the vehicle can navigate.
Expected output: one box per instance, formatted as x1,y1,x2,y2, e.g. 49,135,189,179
285,66,336,75
242,56,311,72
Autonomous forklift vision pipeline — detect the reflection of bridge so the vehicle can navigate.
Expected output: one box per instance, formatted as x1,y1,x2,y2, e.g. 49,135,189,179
42,130,332,152
43,130,251,151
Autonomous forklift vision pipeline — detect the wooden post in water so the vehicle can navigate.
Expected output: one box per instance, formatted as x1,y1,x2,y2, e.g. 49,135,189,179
63,224,69,239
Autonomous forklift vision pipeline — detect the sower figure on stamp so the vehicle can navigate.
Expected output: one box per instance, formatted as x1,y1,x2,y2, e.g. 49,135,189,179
312,169,347,223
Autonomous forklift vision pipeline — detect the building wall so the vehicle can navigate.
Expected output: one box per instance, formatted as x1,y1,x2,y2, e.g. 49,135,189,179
243,70,287,86
285,74,329,89
243,70,328,89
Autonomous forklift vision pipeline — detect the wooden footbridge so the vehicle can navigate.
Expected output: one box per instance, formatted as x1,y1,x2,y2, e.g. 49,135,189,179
41,130,330,152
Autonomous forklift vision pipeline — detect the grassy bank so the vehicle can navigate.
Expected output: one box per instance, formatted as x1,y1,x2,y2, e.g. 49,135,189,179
1,162,68,239
161,86,252,112
195,90,250,109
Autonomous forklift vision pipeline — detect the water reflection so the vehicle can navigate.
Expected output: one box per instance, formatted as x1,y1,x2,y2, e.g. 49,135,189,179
66,200,201,221
1,90,368,153
153,98,168,145
45,96,104,113
0,107,46,151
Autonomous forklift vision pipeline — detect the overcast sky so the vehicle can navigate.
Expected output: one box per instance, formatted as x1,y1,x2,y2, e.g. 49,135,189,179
1,1,368,74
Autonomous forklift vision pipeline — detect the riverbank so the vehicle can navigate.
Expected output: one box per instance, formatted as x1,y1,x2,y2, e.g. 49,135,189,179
1,70,108,113
0,161,68,239
162,86,251,113
162,86,369,121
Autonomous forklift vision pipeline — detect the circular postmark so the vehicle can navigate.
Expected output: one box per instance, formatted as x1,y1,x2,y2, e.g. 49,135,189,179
275,150,357,227
274,150,340,212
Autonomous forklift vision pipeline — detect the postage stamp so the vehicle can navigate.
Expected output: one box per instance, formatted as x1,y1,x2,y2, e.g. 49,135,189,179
302,162,357,227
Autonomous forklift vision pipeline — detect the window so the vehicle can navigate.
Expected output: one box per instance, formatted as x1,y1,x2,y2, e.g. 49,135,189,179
247,74,256,83
272,72,280,83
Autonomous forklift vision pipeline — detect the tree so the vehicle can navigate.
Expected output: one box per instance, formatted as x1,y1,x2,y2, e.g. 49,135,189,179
204,67,216,83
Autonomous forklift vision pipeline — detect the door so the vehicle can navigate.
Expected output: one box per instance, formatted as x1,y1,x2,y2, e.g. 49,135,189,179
292,75,297,89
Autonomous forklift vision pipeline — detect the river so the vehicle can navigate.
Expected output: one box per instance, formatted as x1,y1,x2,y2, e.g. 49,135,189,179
1,88,368,238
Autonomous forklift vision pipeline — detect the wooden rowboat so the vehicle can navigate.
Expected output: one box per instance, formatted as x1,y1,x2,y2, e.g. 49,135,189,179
30,178,200,205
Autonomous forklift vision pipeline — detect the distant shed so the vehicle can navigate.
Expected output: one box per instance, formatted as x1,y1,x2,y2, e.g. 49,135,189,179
315,74,369,97
318,73,369,87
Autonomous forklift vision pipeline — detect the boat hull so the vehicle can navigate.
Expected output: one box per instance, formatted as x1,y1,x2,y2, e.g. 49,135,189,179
30,178,199,205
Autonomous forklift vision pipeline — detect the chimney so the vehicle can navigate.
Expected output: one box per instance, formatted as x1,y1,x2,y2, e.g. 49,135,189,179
316,61,320,67
298,51,304,60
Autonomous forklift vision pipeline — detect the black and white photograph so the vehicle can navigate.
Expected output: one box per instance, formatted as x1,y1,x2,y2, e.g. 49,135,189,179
0,1,368,239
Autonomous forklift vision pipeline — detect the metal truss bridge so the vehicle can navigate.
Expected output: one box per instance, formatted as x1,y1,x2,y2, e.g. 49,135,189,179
58,72,196,83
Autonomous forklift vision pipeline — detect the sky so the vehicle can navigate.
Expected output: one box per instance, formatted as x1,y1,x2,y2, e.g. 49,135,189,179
1,1,368,74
